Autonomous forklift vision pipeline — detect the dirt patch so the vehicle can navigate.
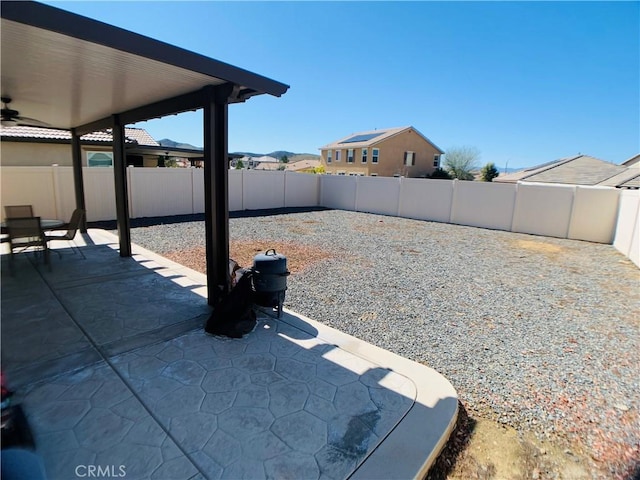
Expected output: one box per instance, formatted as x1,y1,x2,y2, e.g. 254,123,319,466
428,405,592,480
513,239,566,256
164,240,336,275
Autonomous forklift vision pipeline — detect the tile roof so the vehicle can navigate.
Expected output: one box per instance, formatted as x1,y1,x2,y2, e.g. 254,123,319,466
599,161,640,188
0,125,157,145
253,162,281,171
320,126,443,152
287,159,320,171
123,128,159,146
622,154,640,166
495,155,627,186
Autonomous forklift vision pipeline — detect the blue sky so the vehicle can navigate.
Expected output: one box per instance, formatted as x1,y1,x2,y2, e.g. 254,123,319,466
47,1,638,169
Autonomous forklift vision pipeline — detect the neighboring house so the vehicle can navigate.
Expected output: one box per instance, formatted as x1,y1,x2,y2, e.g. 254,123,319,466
252,159,321,173
232,155,279,169
621,154,640,167
286,159,320,173
0,126,204,167
494,154,639,189
319,126,443,178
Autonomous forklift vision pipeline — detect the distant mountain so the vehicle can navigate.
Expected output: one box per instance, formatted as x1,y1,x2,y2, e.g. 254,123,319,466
158,138,202,150
160,140,318,160
233,152,263,158
500,167,526,174
267,151,296,160
232,151,320,161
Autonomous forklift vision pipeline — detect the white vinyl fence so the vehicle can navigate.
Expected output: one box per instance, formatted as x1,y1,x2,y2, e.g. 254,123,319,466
1,166,637,266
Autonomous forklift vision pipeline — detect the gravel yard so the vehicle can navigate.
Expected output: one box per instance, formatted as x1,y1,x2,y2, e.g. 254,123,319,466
116,209,640,479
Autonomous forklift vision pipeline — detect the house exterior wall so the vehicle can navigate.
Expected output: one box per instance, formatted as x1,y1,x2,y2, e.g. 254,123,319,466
1,141,74,166
320,129,441,178
1,140,160,167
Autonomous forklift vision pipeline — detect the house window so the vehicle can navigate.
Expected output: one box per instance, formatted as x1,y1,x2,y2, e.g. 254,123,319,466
433,154,440,167
347,149,354,163
327,150,332,163
361,148,368,163
87,151,113,167
404,151,415,166
370,173,378,177
335,150,341,162
372,148,379,164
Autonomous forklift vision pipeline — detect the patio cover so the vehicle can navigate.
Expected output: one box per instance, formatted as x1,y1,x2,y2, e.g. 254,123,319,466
1,1,289,304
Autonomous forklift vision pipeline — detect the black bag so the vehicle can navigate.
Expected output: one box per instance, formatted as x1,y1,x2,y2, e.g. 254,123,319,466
205,268,257,338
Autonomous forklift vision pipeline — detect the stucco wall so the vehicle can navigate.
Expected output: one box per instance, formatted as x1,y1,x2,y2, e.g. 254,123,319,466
1,142,74,166
1,140,158,167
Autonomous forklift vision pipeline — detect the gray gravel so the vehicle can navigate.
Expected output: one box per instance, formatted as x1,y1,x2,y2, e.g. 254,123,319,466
119,209,640,476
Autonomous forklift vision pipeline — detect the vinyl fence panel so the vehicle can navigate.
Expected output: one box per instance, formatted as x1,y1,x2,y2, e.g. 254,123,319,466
568,186,620,244
355,176,401,216
84,167,116,221
613,190,640,267
320,175,357,211
284,171,320,207
52,167,77,222
228,170,243,212
397,178,454,223
1,166,59,220
128,167,194,218
450,180,517,231
243,170,286,210
512,182,576,238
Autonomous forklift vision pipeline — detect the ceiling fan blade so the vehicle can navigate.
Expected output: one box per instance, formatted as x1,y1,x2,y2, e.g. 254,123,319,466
15,116,51,127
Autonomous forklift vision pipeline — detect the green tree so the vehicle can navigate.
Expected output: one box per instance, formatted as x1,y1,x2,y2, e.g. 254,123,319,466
158,155,177,168
480,162,499,182
429,167,452,179
280,155,289,164
235,159,245,169
444,146,480,180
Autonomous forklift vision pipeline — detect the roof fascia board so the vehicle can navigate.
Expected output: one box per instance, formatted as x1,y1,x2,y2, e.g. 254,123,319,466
118,88,208,126
75,88,207,135
75,118,113,137
0,136,113,146
1,2,289,98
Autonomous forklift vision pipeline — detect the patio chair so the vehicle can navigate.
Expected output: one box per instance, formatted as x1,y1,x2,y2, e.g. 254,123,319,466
6,216,50,274
4,205,34,219
44,209,86,259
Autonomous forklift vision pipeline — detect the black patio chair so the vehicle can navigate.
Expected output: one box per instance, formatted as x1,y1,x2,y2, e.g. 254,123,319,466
4,205,34,219
6,216,50,274
44,209,86,259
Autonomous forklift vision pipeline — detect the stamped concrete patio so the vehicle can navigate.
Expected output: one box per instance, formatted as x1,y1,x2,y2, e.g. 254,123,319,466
1,229,457,480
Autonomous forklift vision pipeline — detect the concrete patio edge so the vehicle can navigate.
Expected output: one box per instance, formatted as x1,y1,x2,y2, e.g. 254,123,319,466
276,308,459,480
85,228,459,479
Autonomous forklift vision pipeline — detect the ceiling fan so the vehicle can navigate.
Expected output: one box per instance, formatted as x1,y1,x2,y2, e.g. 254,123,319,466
1,97,49,127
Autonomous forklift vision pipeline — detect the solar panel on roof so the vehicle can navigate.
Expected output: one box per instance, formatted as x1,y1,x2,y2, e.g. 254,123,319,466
339,132,386,144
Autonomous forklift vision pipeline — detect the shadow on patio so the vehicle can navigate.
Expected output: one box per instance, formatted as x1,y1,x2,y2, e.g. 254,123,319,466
1,230,457,480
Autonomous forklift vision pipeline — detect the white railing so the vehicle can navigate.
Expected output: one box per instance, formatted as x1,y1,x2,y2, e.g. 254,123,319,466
1,166,637,266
